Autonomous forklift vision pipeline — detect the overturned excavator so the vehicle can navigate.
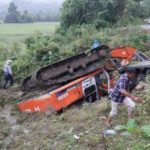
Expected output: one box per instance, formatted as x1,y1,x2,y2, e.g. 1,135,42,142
22,45,118,92
22,44,149,92
18,45,150,112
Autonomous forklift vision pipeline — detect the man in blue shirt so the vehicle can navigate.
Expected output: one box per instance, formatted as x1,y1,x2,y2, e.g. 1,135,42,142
106,68,143,127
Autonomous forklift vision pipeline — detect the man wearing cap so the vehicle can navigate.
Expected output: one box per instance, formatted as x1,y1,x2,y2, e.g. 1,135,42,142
3,60,14,89
106,68,143,127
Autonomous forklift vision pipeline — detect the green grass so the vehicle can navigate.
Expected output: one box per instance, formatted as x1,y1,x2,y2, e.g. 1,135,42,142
0,22,60,46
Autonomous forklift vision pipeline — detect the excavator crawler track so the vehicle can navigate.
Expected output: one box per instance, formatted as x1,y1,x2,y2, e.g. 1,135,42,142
22,45,116,92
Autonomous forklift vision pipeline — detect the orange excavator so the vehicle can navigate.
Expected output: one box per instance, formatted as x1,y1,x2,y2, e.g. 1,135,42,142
17,45,149,113
17,69,112,112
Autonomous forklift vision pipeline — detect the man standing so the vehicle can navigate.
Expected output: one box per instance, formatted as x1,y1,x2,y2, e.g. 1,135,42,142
106,68,143,127
3,60,14,89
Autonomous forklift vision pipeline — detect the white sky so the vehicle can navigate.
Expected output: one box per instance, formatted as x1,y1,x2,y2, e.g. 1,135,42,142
0,0,54,3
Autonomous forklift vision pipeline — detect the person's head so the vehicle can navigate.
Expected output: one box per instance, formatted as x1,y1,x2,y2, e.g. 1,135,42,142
6,60,12,65
126,68,137,79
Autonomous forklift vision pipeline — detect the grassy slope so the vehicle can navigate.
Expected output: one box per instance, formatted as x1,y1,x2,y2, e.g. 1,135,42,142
0,22,60,46
0,74,150,150
0,23,150,149
0,93,149,150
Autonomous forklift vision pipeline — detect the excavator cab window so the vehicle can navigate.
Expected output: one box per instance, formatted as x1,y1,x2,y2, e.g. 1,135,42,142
82,77,99,103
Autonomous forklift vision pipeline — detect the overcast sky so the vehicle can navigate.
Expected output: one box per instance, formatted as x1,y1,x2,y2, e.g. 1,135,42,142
0,0,59,3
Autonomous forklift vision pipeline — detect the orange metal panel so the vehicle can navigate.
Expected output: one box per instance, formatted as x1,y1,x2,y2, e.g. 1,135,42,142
17,69,102,113
111,47,137,60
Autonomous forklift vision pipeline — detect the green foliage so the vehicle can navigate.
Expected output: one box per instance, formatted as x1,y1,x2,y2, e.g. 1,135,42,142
127,119,137,133
24,35,61,65
140,125,150,139
114,119,137,133
60,0,149,29
61,0,105,29
125,0,146,19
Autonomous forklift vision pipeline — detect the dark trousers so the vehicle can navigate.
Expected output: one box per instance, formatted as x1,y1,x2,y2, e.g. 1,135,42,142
3,75,14,89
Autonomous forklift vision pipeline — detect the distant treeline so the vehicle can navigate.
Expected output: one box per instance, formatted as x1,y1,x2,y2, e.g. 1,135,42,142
4,2,60,23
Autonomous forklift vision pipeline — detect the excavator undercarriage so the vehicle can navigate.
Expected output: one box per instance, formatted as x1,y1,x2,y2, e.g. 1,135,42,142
22,45,117,92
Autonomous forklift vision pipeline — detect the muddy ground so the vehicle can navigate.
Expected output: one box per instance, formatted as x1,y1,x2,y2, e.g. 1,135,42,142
0,80,150,150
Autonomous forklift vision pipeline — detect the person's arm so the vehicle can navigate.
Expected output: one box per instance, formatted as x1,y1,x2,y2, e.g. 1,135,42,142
121,89,143,103
8,65,12,75
119,76,143,103
121,89,136,99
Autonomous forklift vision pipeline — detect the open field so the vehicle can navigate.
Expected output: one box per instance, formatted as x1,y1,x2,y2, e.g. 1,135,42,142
0,22,60,46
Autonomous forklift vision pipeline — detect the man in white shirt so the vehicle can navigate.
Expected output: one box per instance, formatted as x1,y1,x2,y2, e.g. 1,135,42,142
3,60,14,89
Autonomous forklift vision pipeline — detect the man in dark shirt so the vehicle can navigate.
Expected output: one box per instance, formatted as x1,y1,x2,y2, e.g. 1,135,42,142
106,68,143,127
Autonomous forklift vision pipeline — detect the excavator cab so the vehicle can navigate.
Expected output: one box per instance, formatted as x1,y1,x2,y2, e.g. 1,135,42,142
82,76,99,103
82,69,112,103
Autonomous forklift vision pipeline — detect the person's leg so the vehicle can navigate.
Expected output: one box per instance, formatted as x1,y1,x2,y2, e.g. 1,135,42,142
9,75,14,86
3,76,9,89
123,97,135,120
106,101,118,126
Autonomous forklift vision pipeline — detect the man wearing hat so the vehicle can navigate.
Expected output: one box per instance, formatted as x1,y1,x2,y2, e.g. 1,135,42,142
106,68,143,127
3,60,14,89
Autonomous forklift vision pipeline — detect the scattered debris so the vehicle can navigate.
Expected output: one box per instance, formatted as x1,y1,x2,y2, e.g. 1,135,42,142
73,135,80,140
103,130,116,136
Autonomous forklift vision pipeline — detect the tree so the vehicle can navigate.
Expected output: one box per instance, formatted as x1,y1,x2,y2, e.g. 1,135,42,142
100,0,127,23
61,0,128,28
61,0,105,28
4,2,21,23
21,10,34,23
124,0,148,19
60,0,149,29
